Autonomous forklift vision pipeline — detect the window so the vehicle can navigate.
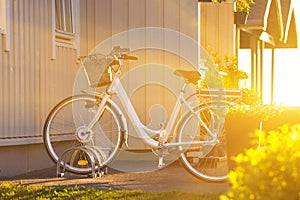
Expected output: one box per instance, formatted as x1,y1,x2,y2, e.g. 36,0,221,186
55,0,74,34
53,0,79,48
52,0,79,58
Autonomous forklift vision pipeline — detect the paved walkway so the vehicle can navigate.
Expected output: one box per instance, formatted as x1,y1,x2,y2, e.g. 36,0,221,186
1,162,229,194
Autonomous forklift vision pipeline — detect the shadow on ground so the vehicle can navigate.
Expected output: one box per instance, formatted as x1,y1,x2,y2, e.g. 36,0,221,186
1,162,229,194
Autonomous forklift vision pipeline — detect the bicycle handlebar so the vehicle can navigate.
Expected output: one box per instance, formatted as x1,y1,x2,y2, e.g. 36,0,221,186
110,46,130,55
78,46,138,66
109,46,138,61
120,55,138,60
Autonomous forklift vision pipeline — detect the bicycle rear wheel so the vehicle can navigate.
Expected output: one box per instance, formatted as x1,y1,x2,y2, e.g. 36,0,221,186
177,104,228,182
43,94,124,174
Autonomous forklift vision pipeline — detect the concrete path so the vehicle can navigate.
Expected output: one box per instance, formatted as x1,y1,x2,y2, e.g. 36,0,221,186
1,162,229,194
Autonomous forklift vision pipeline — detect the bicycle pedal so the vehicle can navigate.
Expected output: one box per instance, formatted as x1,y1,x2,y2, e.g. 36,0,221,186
78,159,89,166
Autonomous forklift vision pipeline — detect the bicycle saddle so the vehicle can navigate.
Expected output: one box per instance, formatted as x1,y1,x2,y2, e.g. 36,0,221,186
174,69,201,85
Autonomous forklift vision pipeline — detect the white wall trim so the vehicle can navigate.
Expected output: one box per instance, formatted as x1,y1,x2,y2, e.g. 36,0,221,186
0,0,11,51
0,137,43,147
51,0,56,59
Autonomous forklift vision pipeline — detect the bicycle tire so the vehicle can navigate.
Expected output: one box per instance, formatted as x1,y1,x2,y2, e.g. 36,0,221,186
43,94,124,174
177,103,228,182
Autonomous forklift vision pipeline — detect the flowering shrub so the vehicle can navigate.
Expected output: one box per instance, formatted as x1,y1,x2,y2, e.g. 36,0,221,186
199,48,247,89
211,0,255,12
220,124,300,200
227,101,284,121
227,89,285,121
207,48,248,89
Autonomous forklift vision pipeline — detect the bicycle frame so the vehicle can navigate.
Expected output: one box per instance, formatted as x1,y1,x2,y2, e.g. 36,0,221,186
85,67,218,150
44,47,230,181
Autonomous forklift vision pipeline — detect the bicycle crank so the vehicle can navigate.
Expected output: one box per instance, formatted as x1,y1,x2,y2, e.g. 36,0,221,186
76,126,93,143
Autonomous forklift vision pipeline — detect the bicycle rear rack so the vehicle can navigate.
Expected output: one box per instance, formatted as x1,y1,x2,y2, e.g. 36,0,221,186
198,88,242,99
56,146,108,178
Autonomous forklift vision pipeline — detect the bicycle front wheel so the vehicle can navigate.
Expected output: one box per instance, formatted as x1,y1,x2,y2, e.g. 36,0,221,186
177,104,228,182
43,94,124,174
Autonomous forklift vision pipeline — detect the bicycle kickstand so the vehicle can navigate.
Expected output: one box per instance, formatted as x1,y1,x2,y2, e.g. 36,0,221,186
158,156,165,168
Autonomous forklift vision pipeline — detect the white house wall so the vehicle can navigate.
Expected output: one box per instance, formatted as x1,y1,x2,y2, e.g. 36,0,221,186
79,0,198,149
0,0,78,145
0,0,234,176
0,0,80,177
199,3,234,55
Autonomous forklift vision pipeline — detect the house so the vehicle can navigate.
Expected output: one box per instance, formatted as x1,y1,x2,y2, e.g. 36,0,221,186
0,0,296,177
238,0,297,101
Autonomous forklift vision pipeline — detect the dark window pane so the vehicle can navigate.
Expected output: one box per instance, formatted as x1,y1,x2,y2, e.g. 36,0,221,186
55,0,73,33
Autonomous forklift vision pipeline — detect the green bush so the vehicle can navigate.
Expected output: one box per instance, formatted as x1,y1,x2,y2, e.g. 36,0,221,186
220,124,300,200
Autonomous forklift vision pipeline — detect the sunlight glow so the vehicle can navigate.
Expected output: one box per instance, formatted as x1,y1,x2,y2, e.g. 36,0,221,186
239,1,300,106
273,1,300,106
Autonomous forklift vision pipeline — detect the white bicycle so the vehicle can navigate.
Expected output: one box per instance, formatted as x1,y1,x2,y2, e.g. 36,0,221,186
43,46,229,182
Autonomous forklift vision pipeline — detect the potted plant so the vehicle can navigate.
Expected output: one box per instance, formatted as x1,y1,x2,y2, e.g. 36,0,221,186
234,0,255,24
202,0,255,24
225,89,284,170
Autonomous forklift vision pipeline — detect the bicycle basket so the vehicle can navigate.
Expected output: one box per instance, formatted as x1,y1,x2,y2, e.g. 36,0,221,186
82,53,114,87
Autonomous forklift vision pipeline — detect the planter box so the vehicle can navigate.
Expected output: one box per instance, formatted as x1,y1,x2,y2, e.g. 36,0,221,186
234,11,249,25
225,114,261,170
264,107,300,132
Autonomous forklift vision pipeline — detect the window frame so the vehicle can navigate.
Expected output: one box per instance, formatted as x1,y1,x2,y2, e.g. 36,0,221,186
52,0,80,59
0,0,6,34
0,0,10,51
55,0,75,34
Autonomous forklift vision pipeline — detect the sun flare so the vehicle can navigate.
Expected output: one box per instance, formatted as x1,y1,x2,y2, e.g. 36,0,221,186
239,1,300,106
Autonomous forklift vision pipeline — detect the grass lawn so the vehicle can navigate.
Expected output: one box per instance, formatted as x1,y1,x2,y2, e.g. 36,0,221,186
0,183,221,200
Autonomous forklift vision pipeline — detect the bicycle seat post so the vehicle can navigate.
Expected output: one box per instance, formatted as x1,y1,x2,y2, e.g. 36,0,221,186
180,82,188,94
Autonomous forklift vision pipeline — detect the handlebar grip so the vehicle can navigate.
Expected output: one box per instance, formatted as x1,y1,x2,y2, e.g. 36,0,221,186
122,55,138,60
